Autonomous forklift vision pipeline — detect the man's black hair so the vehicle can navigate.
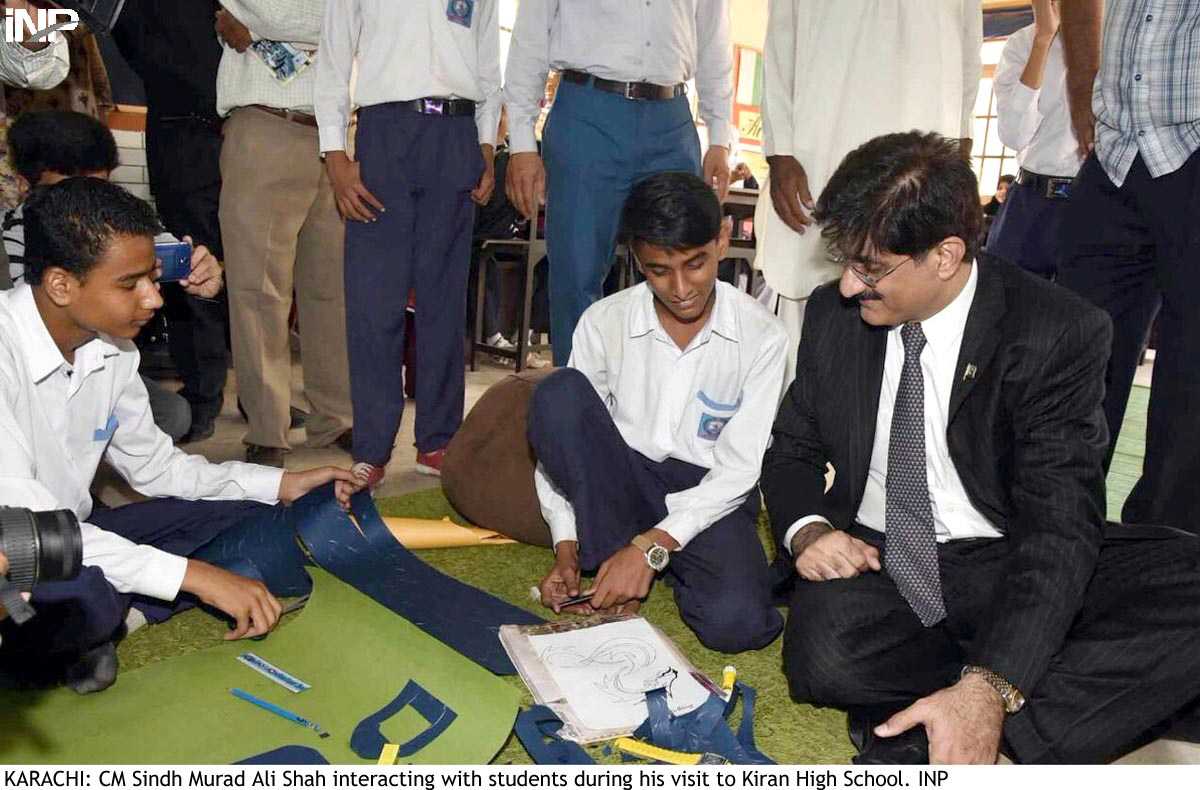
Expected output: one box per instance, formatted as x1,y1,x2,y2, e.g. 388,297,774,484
8,110,120,186
620,171,722,251
23,177,162,285
814,131,982,263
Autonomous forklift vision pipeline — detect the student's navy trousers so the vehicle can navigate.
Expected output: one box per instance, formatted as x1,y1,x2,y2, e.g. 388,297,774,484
526,368,783,654
0,499,271,666
345,104,484,465
985,181,1071,279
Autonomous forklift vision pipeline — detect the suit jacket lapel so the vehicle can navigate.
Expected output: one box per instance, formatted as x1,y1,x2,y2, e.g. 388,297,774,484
949,259,1006,424
850,321,887,508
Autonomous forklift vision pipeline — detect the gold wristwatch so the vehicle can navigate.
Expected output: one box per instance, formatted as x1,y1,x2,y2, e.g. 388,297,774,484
961,665,1026,714
631,534,670,572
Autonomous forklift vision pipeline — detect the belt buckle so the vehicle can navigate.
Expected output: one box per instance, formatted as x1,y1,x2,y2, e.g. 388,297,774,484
421,98,446,116
1047,177,1071,199
621,82,637,100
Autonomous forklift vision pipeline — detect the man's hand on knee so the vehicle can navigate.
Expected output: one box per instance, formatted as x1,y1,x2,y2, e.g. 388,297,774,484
874,674,1005,764
538,541,582,613
181,560,283,640
793,527,881,581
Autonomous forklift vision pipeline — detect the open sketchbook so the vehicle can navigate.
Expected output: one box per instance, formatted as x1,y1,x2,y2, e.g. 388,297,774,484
500,614,721,743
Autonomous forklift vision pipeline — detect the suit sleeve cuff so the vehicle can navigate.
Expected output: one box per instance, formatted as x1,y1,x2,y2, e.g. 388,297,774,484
784,515,832,555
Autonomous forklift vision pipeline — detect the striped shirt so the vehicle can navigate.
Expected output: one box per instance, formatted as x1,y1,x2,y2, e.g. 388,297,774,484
1093,0,1200,186
2,204,25,287
215,0,322,116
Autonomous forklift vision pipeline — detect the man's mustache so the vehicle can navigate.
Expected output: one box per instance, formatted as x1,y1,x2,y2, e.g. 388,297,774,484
855,290,882,303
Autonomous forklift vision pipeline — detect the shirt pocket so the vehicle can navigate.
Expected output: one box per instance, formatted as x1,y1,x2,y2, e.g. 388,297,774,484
693,390,742,442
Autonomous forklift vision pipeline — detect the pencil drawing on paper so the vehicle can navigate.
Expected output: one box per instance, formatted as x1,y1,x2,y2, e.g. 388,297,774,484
541,637,680,705
526,618,710,731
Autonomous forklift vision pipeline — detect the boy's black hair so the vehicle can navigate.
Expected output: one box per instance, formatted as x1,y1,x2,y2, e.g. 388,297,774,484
620,171,722,252
23,177,162,286
813,131,983,262
8,110,120,186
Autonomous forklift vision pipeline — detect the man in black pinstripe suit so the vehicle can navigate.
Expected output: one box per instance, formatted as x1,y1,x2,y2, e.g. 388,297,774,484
762,131,1200,765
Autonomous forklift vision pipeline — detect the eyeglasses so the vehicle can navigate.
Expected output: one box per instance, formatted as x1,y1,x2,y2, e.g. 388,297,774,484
832,253,916,288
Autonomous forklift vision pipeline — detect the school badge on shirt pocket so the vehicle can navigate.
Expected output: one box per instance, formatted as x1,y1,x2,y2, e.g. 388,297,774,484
446,0,474,27
695,391,741,441
93,413,118,442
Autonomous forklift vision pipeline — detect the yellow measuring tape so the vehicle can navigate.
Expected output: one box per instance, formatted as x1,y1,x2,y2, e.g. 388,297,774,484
614,738,728,765
377,743,400,765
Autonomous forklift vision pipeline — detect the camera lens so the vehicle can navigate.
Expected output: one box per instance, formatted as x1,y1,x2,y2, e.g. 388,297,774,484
0,507,83,592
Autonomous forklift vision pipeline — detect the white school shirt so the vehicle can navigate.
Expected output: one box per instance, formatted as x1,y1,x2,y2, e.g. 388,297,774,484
992,25,1083,178
315,0,502,152
0,285,284,601
503,0,734,154
534,281,789,550
754,0,982,300
784,262,1002,553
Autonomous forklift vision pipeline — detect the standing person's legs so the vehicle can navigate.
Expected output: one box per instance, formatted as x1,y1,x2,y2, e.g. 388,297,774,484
1003,528,1200,763
632,92,703,180
293,135,352,448
220,108,323,453
1056,154,1160,467
147,115,230,435
985,182,1068,279
345,106,418,467
543,82,639,365
411,115,482,455
1120,149,1200,531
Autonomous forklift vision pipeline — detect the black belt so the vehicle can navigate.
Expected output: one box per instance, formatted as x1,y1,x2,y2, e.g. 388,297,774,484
1017,168,1073,199
403,97,477,117
561,69,686,101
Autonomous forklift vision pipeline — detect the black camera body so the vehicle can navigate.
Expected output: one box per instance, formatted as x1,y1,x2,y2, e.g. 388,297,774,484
0,507,83,625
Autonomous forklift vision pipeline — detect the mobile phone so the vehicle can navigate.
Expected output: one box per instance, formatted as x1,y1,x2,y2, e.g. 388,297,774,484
154,241,192,283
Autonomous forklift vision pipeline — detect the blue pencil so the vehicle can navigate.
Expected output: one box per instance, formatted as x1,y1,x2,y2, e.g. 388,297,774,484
230,688,330,738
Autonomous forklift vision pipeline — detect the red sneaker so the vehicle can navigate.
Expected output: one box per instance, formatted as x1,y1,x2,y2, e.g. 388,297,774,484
414,447,446,477
351,461,385,491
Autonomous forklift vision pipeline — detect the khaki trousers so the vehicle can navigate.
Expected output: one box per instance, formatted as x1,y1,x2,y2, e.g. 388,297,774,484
219,106,351,449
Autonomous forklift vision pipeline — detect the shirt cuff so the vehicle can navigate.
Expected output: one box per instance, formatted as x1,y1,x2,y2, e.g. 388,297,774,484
705,121,733,150
783,515,832,556
656,510,705,551
509,125,539,154
242,465,285,504
318,124,349,154
548,517,578,547
131,547,190,602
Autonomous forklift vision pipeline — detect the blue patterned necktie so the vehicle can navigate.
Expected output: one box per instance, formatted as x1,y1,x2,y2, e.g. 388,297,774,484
884,322,947,627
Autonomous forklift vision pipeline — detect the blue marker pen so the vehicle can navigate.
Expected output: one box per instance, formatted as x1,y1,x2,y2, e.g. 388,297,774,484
230,688,330,738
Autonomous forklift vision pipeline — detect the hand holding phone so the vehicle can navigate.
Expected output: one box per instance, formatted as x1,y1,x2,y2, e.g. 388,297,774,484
154,241,192,283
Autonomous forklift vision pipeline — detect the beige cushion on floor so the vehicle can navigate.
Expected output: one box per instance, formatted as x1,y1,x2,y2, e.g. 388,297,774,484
441,367,555,547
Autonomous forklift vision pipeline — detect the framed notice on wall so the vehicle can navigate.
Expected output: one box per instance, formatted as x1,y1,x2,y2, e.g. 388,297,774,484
734,45,763,150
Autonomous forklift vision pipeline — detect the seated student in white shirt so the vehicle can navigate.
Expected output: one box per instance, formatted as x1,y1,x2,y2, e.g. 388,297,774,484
0,177,359,693
529,172,788,653
3,109,192,442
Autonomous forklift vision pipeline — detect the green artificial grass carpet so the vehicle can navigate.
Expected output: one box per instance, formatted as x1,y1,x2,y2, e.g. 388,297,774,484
107,386,1151,765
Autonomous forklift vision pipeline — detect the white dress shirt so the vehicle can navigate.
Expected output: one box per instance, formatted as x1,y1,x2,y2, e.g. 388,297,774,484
755,0,982,301
216,0,323,116
784,262,1002,553
503,0,734,154
315,0,502,152
535,281,788,550
0,285,284,601
993,25,1082,178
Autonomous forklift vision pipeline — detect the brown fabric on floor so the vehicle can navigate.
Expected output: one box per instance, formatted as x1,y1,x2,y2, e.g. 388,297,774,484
441,367,554,547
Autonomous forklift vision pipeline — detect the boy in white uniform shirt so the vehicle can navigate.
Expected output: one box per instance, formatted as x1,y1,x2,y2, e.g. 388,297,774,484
529,172,787,653
0,178,358,692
